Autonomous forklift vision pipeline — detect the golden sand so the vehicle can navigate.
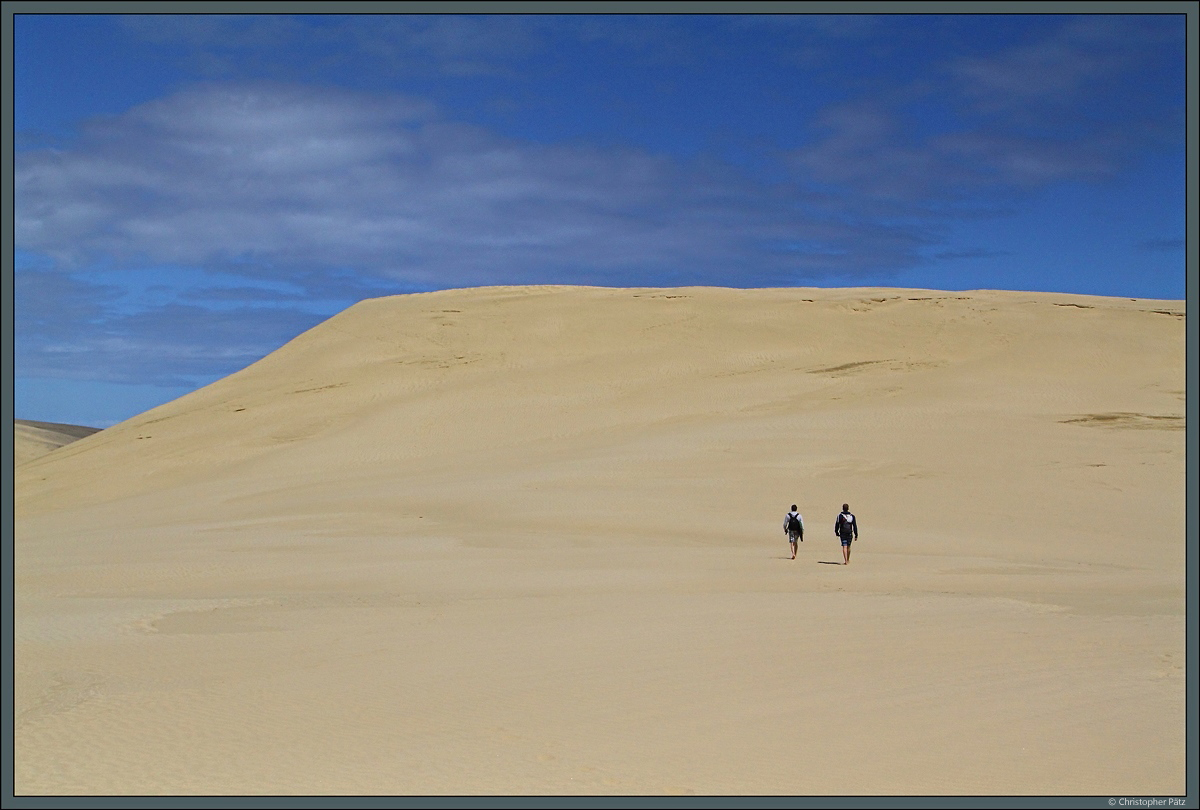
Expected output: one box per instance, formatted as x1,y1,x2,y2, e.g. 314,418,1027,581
13,419,102,468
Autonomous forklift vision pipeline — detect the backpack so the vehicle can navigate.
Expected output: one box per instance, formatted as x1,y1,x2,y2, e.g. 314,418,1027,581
838,513,855,535
787,514,803,535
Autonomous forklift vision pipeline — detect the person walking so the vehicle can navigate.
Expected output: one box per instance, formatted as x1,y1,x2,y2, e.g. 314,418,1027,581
835,503,858,565
783,505,804,559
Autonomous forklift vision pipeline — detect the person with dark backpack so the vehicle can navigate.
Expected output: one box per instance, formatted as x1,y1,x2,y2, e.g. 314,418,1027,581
835,503,858,565
783,505,804,559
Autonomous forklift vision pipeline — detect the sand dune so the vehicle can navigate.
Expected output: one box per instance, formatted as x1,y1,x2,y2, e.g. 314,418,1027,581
13,286,1186,795
13,419,102,468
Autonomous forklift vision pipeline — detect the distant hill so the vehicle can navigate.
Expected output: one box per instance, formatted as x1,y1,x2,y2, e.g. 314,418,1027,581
14,419,102,467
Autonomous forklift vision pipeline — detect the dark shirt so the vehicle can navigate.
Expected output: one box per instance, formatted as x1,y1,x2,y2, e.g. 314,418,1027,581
835,511,858,538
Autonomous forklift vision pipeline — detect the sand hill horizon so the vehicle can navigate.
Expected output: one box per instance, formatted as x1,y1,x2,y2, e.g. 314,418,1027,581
13,419,103,468
14,285,1186,795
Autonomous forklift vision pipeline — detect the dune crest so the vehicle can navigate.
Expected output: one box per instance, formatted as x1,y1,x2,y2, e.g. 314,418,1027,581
13,419,102,467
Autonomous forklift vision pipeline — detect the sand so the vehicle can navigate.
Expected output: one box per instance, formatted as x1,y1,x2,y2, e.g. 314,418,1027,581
13,419,102,468
12,286,1186,795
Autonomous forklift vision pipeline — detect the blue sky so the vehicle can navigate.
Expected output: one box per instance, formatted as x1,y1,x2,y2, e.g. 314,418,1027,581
10,12,1190,428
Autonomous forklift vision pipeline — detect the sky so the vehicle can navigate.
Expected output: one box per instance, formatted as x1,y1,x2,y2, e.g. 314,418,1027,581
9,11,1191,428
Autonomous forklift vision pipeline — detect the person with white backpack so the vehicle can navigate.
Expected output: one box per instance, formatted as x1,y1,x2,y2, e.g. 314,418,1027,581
835,504,858,565
783,505,804,559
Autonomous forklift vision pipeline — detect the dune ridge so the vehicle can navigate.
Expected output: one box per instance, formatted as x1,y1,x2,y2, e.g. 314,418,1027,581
14,286,1185,795
13,419,102,468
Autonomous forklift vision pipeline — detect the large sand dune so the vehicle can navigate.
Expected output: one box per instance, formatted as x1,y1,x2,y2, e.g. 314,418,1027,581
13,286,1186,795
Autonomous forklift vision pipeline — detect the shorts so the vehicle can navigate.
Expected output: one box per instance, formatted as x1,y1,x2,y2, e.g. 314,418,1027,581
840,534,854,546
788,531,802,542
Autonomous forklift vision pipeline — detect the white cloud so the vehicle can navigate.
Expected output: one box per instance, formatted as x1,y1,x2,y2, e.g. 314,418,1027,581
17,81,903,289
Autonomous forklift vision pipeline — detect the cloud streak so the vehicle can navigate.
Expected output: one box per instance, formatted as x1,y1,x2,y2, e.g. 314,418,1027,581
790,16,1183,208
16,81,922,294
15,272,327,386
